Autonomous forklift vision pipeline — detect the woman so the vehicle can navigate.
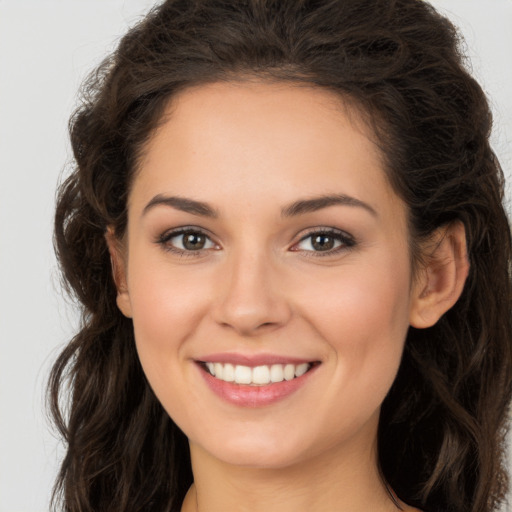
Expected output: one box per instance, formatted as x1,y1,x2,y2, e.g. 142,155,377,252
49,0,512,511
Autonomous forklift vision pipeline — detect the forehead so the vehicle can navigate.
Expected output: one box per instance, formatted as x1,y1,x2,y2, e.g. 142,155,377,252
143,81,374,169
131,81,403,222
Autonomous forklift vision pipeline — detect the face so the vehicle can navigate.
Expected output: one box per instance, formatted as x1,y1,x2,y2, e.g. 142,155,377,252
115,81,421,469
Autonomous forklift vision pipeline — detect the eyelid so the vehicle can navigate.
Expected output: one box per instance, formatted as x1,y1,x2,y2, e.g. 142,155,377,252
155,225,356,258
290,227,356,256
156,226,220,256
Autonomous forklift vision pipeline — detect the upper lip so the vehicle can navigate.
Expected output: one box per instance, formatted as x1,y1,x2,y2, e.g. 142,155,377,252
196,353,318,367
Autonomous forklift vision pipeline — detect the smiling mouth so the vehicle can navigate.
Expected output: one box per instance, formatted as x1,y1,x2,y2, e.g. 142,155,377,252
198,361,319,386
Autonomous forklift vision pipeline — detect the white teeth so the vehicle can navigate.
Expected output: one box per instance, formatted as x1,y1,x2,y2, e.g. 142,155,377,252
252,365,270,385
204,362,313,385
295,363,309,377
234,365,252,384
270,364,284,383
214,362,224,380
284,364,295,381
223,363,235,382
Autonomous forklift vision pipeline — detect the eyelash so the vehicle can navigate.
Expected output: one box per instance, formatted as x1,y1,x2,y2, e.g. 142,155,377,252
156,227,356,258
157,227,218,258
291,228,356,257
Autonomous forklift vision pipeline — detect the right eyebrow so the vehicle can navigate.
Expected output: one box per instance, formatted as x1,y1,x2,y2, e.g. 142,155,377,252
142,194,219,218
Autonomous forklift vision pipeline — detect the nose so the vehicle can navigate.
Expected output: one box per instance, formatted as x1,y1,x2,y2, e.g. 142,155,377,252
212,248,292,336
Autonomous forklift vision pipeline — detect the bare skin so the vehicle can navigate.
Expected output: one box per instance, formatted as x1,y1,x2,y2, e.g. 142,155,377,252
180,421,419,512
109,81,468,512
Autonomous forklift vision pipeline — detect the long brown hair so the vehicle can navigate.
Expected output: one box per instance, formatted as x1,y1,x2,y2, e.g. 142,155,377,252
49,1,512,510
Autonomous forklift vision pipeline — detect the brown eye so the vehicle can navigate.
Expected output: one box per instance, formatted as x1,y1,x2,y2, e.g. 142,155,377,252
293,229,355,255
311,234,336,251
159,229,217,253
182,232,207,250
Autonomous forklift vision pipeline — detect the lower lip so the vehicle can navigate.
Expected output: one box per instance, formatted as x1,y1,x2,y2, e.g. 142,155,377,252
197,363,318,407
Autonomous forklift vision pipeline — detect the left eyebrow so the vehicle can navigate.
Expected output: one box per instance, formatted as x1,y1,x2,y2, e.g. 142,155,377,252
281,194,378,218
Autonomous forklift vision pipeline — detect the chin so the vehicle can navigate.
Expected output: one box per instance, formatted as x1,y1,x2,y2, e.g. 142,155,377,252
189,423,315,469
210,444,305,469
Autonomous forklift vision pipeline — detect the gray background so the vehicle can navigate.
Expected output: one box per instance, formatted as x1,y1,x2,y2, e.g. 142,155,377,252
0,1,511,510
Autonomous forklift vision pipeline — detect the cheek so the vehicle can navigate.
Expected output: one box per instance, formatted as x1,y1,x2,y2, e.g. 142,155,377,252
126,261,215,431
298,255,412,388
126,256,211,379
290,261,411,443
128,253,209,329
304,257,410,334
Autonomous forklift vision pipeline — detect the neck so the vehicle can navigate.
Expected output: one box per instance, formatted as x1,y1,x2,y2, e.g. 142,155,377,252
181,422,405,512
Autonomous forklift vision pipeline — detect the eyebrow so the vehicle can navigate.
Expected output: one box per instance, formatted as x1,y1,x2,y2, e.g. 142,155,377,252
143,194,219,218
281,194,378,218
142,193,377,219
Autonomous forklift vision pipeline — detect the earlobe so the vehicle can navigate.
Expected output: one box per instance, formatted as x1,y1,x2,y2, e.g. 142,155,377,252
409,221,469,329
105,228,133,318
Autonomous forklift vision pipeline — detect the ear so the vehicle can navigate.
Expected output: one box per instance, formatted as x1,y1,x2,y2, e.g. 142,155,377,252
409,221,469,328
105,228,133,318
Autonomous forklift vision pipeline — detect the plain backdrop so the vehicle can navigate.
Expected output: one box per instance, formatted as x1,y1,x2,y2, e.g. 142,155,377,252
0,1,511,511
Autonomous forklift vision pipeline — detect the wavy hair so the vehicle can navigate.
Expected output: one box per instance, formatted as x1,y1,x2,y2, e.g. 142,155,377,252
49,0,512,511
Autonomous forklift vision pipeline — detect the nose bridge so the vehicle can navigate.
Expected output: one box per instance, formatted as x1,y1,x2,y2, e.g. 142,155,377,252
213,240,290,334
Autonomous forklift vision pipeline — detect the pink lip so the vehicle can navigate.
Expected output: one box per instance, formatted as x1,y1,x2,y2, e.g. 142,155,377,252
196,360,319,408
196,352,315,367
